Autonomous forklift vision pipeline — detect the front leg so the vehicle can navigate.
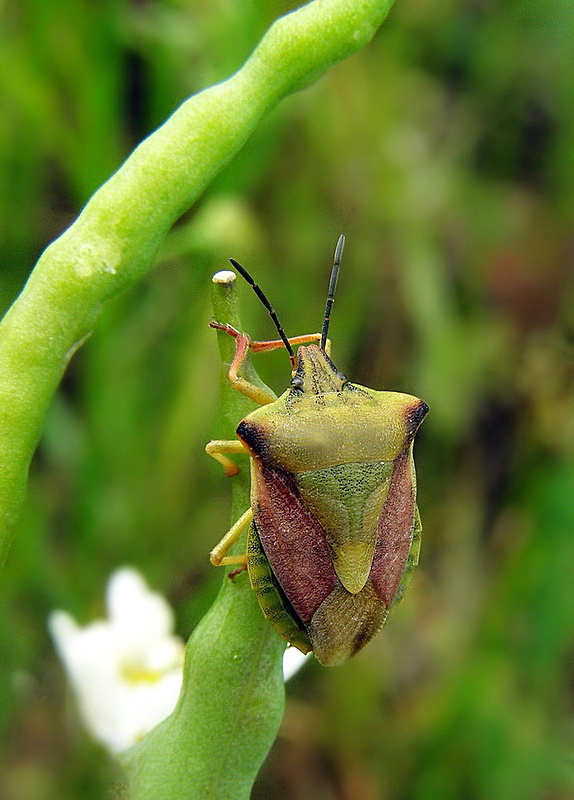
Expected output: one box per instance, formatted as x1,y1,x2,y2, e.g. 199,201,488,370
210,323,277,405
210,321,325,404
205,439,247,477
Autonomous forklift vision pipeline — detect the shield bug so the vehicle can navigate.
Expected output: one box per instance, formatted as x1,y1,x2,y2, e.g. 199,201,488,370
207,235,428,665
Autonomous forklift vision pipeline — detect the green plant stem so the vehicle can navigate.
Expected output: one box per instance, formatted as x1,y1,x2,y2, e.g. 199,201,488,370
0,0,395,566
121,273,285,800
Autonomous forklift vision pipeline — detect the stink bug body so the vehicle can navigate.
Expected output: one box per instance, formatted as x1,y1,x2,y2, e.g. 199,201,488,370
207,236,428,666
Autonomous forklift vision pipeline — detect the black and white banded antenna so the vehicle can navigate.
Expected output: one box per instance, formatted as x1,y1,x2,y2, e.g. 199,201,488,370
229,257,297,369
320,233,345,352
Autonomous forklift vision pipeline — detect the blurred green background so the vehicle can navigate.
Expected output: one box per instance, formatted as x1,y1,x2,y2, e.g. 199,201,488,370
1,0,573,798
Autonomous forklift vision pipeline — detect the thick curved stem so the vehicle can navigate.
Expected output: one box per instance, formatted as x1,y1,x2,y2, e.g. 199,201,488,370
0,0,395,566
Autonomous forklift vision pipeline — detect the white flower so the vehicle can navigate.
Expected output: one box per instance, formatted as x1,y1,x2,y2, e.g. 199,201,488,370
50,567,310,754
49,567,185,754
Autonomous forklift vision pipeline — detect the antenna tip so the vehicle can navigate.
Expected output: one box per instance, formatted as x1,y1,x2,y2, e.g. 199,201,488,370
334,234,345,264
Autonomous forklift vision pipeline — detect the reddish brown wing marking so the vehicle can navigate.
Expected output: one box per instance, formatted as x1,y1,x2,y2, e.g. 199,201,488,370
250,459,337,624
370,451,416,607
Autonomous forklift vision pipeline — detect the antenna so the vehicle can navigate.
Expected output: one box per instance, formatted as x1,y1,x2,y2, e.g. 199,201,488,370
229,257,296,368
321,234,345,351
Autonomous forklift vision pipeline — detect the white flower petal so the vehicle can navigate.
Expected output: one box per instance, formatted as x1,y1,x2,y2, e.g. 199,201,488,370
107,567,174,650
49,568,185,754
283,647,311,680
49,610,80,656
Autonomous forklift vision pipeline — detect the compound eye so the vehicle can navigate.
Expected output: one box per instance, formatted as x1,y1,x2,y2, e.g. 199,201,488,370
290,375,304,390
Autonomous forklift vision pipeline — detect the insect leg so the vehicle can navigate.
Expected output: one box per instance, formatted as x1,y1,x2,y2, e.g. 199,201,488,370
205,439,247,476
210,507,253,566
211,320,329,358
248,333,332,357
248,332,322,352
210,322,277,405
211,322,331,399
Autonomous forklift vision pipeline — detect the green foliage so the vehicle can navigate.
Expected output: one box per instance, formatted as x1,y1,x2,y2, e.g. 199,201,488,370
0,1,397,797
0,0,396,566
1,0,573,799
